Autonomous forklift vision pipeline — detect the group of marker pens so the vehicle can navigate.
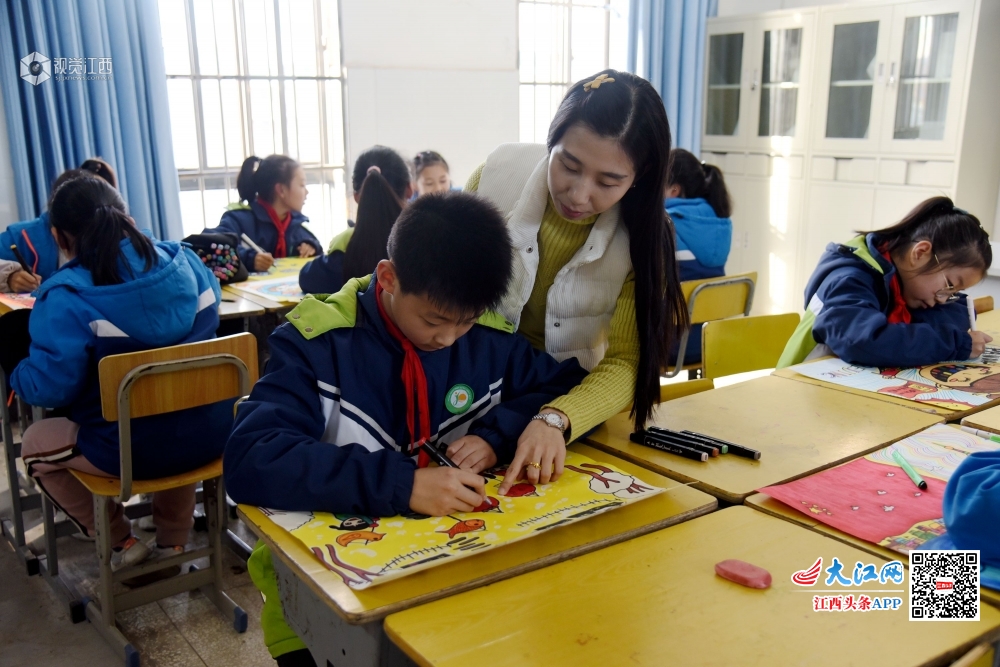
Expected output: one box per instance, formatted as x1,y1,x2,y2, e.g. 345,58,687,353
201,242,239,281
630,427,761,462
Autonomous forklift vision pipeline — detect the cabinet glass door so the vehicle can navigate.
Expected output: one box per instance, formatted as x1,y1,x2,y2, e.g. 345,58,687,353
892,13,958,140
825,21,879,139
758,28,802,137
706,33,744,136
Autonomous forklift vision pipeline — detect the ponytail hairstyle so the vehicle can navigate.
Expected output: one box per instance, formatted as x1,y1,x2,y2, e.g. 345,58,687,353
48,176,157,286
668,149,732,218
351,146,411,198
413,150,449,178
547,69,688,430
866,196,991,275
79,157,118,189
342,165,406,281
236,154,300,204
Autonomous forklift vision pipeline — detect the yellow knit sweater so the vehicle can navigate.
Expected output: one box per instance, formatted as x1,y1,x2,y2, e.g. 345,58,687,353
467,164,639,439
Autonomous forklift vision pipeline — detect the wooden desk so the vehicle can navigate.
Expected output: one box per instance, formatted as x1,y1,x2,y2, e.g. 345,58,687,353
218,293,265,331
745,492,1000,609
0,294,33,315
237,444,717,664
960,404,1000,436
385,506,1000,667
585,374,943,503
224,257,312,313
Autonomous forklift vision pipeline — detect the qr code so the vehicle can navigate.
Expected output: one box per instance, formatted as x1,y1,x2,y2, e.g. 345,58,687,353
910,551,980,621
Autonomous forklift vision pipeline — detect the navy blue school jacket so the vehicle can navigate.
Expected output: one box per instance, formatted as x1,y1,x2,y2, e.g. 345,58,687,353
224,276,589,517
209,202,322,269
11,239,233,478
299,227,352,295
789,233,972,367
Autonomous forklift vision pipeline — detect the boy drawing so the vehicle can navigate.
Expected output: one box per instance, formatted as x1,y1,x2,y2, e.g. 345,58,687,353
224,192,588,666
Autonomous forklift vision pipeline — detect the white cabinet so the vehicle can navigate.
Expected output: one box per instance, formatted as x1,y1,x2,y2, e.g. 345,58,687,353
702,0,1000,315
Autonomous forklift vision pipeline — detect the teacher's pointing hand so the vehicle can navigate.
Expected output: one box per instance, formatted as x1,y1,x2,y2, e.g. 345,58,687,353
498,409,570,495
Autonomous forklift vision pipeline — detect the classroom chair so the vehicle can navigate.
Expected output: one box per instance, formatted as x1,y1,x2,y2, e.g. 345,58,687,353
664,271,757,378
660,377,714,403
701,313,801,381
36,333,258,667
973,295,994,315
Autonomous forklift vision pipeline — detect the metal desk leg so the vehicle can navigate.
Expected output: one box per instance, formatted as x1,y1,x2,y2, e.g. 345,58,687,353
272,554,415,667
0,370,38,575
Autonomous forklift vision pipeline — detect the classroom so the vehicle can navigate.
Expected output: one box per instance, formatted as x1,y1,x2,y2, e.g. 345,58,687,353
3,0,1000,665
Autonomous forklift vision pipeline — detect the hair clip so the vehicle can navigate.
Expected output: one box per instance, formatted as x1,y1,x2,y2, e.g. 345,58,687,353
953,205,969,215
367,165,382,175
583,74,615,91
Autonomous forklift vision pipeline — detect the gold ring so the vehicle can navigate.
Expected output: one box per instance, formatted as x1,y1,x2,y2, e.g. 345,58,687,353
527,462,542,470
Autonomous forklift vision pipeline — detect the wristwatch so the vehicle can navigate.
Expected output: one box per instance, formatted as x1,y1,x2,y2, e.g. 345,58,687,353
531,412,567,435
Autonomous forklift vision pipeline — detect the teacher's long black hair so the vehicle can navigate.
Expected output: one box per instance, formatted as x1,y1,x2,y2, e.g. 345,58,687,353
547,69,688,430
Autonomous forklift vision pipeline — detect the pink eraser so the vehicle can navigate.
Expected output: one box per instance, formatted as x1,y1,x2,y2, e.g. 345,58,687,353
715,559,772,589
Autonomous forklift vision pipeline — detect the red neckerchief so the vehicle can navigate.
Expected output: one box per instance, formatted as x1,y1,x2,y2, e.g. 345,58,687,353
374,281,431,468
878,243,912,324
256,197,291,258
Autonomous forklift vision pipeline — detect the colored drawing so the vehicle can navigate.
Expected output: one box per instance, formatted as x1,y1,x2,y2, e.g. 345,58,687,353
760,424,997,555
0,293,35,310
260,450,663,589
243,256,314,282
231,276,305,303
790,357,1000,410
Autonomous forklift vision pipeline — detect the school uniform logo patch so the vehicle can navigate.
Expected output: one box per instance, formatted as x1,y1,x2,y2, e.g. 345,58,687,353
445,384,473,414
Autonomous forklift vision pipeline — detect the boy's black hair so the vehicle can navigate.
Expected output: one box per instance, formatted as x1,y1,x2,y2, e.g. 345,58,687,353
387,192,513,315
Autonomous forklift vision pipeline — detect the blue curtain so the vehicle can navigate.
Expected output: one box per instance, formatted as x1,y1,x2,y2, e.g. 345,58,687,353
0,0,182,240
628,0,718,155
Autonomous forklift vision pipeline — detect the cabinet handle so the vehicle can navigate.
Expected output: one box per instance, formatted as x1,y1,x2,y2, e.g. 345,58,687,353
751,68,759,91
877,62,884,83
888,62,896,86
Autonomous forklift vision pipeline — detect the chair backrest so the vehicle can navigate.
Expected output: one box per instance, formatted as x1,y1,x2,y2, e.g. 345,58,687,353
681,271,757,325
701,313,800,380
664,272,758,378
98,333,259,421
974,295,994,315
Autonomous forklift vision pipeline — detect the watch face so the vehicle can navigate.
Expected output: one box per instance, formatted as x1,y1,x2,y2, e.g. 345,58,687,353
545,414,563,429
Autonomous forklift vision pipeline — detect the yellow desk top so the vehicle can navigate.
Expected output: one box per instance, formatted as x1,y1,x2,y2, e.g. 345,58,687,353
385,506,1000,667
224,257,313,312
585,374,943,503
961,405,1000,436
745,492,1000,609
219,293,265,320
237,443,717,624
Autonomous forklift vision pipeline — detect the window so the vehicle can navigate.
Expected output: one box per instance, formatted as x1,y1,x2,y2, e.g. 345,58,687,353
518,0,630,143
157,0,347,244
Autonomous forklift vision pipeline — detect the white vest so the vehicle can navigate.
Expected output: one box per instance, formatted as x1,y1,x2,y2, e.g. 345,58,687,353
478,143,633,371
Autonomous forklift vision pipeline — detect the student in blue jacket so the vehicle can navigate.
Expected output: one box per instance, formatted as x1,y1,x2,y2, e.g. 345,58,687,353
944,450,1000,569
299,146,412,294
210,155,323,272
13,177,232,571
778,197,992,368
665,149,733,364
666,149,732,282
0,158,118,284
226,192,587,666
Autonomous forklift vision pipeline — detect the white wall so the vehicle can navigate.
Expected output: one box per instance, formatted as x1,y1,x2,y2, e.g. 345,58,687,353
717,0,837,16
340,0,519,196
0,82,20,230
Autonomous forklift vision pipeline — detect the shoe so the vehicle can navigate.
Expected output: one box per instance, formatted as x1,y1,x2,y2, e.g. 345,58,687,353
137,515,155,532
121,544,183,587
110,536,151,572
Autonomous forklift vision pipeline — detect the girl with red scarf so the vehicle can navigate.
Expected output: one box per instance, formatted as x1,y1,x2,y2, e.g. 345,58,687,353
211,155,323,272
778,197,993,368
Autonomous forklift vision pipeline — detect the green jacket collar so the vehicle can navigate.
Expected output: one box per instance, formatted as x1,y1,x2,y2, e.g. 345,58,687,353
286,275,516,339
843,234,885,274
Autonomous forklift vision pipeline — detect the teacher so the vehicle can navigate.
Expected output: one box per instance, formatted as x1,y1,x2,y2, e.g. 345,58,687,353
467,70,688,494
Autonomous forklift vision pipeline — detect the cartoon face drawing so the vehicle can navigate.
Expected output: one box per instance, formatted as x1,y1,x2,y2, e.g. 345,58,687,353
920,363,1000,395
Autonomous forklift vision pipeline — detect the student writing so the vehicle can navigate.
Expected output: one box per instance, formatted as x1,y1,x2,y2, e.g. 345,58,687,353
779,197,992,368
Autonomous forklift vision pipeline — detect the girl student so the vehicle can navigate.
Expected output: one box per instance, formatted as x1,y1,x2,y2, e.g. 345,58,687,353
412,150,455,197
778,196,992,369
12,177,232,569
1,157,119,288
666,148,734,365
299,146,412,294
666,149,733,282
464,70,689,493
213,155,323,272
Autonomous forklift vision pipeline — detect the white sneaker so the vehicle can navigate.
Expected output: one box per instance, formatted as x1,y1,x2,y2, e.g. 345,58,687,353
110,536,152,572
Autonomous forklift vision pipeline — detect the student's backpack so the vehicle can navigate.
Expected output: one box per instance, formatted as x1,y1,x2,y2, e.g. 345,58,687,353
182,231,249,284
